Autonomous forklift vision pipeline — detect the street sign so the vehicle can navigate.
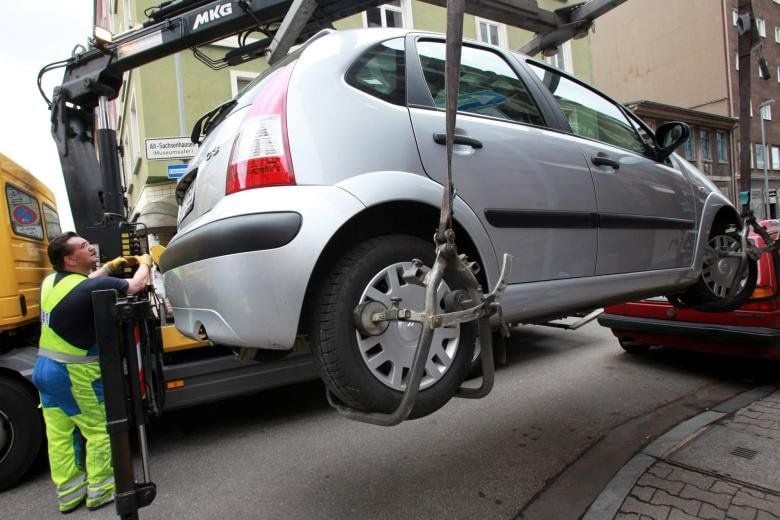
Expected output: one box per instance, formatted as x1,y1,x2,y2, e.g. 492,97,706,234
167,164,188,180
770,189,777,204
146,137,197,160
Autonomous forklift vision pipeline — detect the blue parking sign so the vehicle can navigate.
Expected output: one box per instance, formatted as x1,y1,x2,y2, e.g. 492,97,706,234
168,164,188,180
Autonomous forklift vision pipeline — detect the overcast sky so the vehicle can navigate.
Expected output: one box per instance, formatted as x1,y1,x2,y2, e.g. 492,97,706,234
0,1,93,231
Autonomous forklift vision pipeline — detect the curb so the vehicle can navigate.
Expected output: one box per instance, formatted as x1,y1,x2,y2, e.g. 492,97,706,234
582,385,778,520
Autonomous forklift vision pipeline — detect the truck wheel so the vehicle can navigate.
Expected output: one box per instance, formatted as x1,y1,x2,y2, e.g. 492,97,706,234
310,235,477,419
0,377,43,491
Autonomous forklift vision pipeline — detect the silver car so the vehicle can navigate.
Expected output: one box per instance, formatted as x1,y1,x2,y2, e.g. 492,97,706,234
161,28,754,417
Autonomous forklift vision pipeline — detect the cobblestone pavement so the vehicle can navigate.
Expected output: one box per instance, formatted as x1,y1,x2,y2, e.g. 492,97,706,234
612,391,780,520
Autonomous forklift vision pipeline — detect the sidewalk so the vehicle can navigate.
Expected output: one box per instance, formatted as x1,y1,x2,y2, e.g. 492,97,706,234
584,386,780,520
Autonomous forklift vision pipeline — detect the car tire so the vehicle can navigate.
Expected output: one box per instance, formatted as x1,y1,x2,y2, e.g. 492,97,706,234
670,230,757,312
618,338,651,354
310,235,477,419
0,377,44,491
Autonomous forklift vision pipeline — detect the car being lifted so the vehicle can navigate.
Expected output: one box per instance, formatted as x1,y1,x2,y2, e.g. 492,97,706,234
160,28,757,419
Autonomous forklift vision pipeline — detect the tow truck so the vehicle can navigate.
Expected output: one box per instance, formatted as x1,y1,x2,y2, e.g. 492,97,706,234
30,0,773,518
5,0,637,498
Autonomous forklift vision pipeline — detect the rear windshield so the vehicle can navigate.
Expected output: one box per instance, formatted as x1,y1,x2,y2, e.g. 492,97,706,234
5,184,44,240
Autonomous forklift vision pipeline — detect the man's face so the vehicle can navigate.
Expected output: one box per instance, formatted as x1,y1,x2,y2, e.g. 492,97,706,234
63,236,97,272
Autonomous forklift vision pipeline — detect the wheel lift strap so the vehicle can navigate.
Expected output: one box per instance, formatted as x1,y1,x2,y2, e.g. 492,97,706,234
438,0,465,239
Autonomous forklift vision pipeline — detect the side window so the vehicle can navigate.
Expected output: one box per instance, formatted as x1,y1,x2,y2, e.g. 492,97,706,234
5,184,44,240
345,38,406,106
416,41,544,126
527,62,647,155
42,204,62,239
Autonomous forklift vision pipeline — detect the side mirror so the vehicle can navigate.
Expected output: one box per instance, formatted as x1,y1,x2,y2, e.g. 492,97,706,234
655,122,691,161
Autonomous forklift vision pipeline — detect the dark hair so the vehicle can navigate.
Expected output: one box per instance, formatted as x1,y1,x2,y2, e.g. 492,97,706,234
48,231,79,271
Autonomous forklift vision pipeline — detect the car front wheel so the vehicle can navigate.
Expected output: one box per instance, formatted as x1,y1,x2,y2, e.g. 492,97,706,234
310,235,477,419
670,230,757,312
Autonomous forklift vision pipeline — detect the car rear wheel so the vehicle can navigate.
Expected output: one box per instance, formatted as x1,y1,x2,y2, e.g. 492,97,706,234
670,229,757,312
310,235,477,419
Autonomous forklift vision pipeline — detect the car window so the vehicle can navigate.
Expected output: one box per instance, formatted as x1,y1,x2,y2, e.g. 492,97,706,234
5,184,44,240
42,204,61,240
345,38,406,106
416,40,544,126
527,62,647,155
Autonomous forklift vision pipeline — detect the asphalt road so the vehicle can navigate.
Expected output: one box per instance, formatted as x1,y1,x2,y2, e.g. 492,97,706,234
4,322,778,520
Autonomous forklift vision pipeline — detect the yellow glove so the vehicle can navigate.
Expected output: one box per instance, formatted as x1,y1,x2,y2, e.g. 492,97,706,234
135,254,153,267
104,256,128,273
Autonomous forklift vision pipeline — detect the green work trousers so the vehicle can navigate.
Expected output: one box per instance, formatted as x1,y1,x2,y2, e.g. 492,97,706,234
33,358,115,512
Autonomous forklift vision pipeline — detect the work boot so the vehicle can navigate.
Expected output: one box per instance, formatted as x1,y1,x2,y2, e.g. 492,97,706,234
86,491,115,511
59,495,85,515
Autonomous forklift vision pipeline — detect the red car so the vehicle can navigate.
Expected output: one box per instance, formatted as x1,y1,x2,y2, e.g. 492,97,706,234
598,220,780,360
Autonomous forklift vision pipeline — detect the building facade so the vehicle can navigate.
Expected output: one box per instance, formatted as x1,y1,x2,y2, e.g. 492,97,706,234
589,0,780,217
94,0,595,245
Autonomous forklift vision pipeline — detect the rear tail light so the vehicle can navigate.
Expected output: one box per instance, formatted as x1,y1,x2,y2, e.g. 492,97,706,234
226,61,296,194
751,286,775,299
748,249,779,301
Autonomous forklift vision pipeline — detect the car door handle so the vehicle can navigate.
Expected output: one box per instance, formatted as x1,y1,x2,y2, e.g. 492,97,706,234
591,154,620,169
433,133,483,149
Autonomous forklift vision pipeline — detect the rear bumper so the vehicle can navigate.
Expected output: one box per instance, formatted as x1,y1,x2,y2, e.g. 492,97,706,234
160,212,302,272
598,313,780,345
598,313,780,361
162,185,365,349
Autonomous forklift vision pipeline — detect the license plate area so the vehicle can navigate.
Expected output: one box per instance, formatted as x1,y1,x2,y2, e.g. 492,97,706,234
180,182,196,221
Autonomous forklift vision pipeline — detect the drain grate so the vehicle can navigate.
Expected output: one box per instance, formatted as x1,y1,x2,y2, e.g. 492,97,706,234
730,447,759,460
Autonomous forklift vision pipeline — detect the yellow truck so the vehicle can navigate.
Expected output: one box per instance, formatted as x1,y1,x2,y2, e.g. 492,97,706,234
0,154,317,490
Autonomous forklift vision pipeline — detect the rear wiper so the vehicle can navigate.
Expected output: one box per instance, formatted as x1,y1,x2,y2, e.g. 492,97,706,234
190,99,237,144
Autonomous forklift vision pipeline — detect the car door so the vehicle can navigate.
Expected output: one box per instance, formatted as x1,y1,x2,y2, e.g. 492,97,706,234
406,37,598,284
525,62,697,275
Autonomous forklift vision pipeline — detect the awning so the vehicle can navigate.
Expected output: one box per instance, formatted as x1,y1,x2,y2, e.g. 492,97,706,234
134,201,178,232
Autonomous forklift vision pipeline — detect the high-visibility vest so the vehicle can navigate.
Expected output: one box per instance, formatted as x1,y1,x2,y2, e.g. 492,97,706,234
39,272,97,362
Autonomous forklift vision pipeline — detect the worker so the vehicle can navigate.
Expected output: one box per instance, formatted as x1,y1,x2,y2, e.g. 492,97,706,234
32,232,152,513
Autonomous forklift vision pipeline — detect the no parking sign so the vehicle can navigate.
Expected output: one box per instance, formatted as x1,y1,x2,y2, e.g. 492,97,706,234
12,204,37,225
5,185,43,240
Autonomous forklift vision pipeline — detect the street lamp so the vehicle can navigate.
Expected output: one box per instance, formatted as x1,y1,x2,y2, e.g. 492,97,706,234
759,99,775,219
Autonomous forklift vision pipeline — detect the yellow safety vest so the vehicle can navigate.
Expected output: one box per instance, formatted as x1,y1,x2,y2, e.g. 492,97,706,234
39,272,97,362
